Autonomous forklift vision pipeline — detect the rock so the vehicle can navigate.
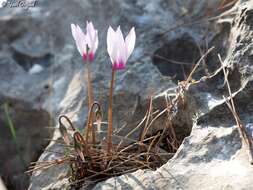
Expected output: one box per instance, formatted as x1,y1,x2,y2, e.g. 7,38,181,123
0,53,54,190
0,97,53,190
0,0,252,190
93,1,253,190
25,0,213,188
28,64,44,74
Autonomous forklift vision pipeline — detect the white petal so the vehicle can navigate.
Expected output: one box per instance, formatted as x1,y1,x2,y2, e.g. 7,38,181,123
76,25,87,55
86,21,93,47
125,27,136,59
92,30,98,53
116,26,127,63
71,24,82,56
87,21,95,35
71,24,77,40
76,25,87,56
107,26,117,62
116,26,124,47
86,22,98,54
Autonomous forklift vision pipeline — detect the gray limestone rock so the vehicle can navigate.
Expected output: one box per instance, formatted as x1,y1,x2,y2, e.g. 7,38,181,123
0,0,252,190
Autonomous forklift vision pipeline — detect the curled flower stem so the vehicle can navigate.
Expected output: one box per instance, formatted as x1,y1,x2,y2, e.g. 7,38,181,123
107,69,115,154
59,115,76,131
58,115,76,145
74,131,88,160
85,102,101,145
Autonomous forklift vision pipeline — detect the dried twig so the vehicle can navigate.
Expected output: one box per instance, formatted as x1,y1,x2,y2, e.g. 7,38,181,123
218,54,253,164
186,46,215,84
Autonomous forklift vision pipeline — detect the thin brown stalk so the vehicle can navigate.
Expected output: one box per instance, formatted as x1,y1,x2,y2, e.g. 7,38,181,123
119,135,158,153
83,47,94,145
141,108,168,141
218,0,238,10
218,54,253,164
116,98,151,151
107,135,159,169
140,97,153,143
85,53,94,109
147,132,160,162
97,131,158,147
107,69,115,154
153,97,173,152
44,139,74,148
165,95,179,151
26,157,70,173
186,47,215,84
70,164,145,186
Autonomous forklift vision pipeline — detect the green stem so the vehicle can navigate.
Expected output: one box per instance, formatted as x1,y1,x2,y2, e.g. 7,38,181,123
107,69,115,154
3,103,26,167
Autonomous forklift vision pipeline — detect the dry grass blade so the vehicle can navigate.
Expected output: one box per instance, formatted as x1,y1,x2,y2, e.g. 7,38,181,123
139,96,154,143
141,108,168,141
28,84,182,188
164,95,180,152
218,54,253,164
218,0,238,10
116,97,151,150
26,157,70,174
186,46,215,84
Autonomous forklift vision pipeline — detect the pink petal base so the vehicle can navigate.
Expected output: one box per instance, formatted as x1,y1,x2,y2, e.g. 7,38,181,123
89,53,94,62
82,54,87,61
112,61,125,70
82,53,94,62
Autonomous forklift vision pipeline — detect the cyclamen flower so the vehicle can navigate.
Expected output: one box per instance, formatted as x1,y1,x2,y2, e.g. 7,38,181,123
71,21,98,61
107,26,136,70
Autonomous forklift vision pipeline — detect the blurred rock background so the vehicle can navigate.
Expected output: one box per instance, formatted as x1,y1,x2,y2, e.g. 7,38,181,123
1,0,253,190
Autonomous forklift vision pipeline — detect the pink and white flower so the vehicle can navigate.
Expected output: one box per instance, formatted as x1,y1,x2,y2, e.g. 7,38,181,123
107,26,136,70
71,21,98,61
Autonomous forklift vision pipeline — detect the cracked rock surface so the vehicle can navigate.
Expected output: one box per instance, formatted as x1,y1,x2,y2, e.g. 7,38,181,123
0,0,253,189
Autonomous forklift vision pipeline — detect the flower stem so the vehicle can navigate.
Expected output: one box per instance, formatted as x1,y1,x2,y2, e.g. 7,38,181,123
107,69,115,154
85,58,94,108
83,48,94,141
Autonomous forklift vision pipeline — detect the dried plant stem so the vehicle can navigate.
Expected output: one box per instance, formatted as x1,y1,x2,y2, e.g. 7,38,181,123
218,0,238,10
218,55,253,164
59,115,76,131
115,97,153,151
186,46,214,84
140,97,153,143
85,102,100,144
26,157,70,173
107,69,115,154
141,108,168,141
165,95,180,151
